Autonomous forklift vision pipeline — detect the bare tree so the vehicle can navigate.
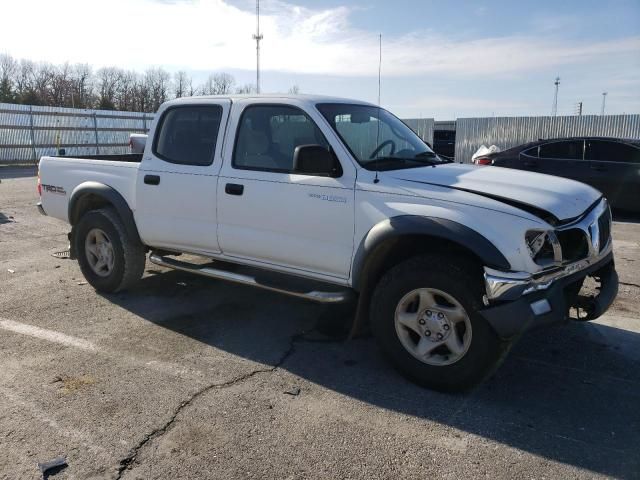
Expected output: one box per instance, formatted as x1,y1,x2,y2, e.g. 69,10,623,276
145,68,171,112
288,85,301,95
70,64,93,109
200,72,235,95
0,53,17,102
236,83,256,94
50,63,72,107
174,71,191,98
96,67,122,110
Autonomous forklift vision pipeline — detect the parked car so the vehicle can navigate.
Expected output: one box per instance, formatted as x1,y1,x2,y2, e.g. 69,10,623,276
37,95,617,392
473,137,640,212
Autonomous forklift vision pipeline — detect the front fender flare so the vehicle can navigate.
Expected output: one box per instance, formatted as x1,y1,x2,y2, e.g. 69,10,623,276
351,215,511,291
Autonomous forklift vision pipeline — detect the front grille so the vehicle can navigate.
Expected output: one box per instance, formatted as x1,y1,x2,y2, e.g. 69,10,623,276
557,228,589,263
598,210,611,252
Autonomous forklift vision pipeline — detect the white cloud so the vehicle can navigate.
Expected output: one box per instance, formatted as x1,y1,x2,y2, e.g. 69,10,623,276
1,0,638,81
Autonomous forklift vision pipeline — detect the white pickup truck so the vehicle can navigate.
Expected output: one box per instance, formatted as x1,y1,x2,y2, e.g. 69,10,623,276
37,94,618,391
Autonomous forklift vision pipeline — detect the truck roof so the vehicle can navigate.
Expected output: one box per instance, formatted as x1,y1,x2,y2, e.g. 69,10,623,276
164,94,377,107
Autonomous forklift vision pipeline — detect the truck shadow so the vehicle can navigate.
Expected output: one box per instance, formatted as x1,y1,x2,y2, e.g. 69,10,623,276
104,268,640,479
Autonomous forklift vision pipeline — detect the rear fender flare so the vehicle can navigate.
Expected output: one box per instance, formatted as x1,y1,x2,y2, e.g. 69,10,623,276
68,182,142,245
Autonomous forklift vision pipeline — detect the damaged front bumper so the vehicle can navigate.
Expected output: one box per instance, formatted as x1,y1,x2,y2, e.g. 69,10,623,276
480,247,618,339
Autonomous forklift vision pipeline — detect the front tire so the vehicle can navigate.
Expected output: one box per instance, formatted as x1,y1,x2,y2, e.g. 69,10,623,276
371,254,509,392
75,207,146,293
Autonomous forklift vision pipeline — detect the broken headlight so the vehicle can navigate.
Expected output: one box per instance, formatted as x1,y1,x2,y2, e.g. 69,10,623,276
525,230,561,267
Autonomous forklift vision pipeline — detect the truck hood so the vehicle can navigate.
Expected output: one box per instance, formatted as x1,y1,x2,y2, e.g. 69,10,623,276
389,163,602,223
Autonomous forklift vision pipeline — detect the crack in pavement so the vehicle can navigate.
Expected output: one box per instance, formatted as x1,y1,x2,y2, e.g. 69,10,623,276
619,281,640,289
114,329,328,479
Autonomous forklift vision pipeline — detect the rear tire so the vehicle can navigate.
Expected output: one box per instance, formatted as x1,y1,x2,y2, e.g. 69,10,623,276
75,207,146,293
371,254,509,392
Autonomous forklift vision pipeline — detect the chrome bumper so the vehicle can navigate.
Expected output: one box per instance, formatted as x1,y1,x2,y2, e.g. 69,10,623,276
36,201,46,216
484,239,613,302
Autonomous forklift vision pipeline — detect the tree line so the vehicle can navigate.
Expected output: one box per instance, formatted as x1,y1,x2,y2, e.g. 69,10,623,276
0,54,298,113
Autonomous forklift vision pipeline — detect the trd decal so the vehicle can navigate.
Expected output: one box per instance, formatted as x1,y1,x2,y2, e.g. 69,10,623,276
308,193,347,204
41,184,66,195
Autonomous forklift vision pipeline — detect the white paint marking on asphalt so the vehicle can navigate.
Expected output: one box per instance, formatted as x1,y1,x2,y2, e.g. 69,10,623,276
0,319,97,351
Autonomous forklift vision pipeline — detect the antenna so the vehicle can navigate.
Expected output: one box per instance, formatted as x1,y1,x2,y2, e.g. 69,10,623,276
374,33,382,184
252,0,263,94
601,92,607,115
551,76,560,116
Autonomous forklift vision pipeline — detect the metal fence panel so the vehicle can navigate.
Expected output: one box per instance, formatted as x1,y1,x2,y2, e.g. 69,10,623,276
455,115,640,163
403,118,434,144
0,102,154,164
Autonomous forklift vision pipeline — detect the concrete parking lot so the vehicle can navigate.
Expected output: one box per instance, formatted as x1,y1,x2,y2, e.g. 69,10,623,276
1,168,639,479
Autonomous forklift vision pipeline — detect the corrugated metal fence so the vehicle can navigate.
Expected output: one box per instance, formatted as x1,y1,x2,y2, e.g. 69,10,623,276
0,102,154,164
455,115,640,163
2,103,638,166
403,119,434,145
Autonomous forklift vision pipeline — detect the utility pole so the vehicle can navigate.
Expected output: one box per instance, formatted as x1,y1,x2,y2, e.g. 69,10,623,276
551,76,560,116
252,0,263,94
574,101,583,116
601,92,607,115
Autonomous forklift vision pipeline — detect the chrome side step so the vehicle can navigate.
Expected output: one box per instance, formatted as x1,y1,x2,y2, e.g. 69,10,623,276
149,252,353,304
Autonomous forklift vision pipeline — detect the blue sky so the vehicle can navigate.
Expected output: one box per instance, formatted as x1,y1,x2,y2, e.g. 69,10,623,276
1,0,639,118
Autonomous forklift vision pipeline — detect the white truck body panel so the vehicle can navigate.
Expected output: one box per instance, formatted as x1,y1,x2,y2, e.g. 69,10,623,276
38,158,139,221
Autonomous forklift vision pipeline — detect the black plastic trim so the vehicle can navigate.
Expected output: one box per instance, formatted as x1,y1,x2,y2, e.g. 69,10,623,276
68,182,142,245
351,215,511,291
480,253,616,339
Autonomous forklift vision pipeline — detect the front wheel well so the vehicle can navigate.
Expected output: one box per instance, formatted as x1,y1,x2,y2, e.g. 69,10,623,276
357,235,485,295
348,235,486,338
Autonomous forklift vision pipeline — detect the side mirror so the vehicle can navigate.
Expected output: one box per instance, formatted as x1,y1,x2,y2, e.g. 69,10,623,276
293,145,342,177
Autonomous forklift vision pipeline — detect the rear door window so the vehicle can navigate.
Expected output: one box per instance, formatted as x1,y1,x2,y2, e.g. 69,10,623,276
153,105,223,166
539,140,584,160
585,140,640,163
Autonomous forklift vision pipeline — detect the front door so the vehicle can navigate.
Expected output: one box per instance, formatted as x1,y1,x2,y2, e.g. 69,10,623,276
217,101,356,281
135,99,230,253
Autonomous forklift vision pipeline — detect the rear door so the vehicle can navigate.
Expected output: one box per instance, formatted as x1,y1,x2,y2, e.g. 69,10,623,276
135,99,230,253
585,139,640,211
534,139,591,183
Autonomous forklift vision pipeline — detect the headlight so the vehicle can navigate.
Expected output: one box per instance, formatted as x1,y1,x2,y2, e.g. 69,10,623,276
525,230,561,267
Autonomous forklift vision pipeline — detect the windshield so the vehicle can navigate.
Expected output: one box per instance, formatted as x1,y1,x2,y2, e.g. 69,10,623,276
317,103,447,171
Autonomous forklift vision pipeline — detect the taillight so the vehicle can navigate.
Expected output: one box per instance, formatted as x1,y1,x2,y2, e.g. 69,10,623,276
474,156,493,166
37,170,42,196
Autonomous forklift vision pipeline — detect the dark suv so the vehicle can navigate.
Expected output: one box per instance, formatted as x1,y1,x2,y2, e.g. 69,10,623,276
474,137,640,212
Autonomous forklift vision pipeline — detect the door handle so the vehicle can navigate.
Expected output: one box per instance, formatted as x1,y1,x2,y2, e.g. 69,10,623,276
144,175,160,185
523,161,537,168
225,183,244,196
591,165,606,172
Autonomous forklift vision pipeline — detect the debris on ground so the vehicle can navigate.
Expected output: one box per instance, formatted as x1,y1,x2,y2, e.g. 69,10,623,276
37,456,67,479
7,269,15,273
284,387,301,396
77,281,87,286
51,250,71,259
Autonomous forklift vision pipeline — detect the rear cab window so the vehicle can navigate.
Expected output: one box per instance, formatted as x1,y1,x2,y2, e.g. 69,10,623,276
153,105,223,166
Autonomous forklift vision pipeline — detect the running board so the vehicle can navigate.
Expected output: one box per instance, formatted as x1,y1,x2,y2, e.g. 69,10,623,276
149,252,353,304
